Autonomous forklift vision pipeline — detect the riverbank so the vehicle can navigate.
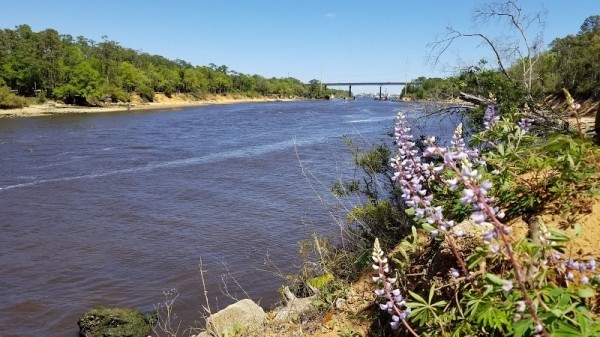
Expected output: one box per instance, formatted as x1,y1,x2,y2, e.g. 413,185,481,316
0,93,300,118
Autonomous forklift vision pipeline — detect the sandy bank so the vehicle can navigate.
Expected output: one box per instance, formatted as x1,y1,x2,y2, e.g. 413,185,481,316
0,95,299,118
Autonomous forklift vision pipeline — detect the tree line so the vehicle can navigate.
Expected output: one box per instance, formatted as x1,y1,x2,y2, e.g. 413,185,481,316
403,15,600,104
0,24,343,107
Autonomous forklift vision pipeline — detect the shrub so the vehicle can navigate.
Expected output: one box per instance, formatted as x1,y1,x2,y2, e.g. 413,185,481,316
36,91,47,104
99,85,130,103
371,105,600,336
0,86,29,109
137,85,155,102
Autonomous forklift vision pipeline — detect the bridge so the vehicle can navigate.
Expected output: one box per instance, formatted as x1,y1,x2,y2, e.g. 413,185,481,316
321,82,408,99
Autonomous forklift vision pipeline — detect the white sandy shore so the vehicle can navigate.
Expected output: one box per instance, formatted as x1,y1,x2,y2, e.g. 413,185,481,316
0,97,297,118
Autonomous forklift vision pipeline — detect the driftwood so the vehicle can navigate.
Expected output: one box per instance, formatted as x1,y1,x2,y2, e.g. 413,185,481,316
459,92,494,106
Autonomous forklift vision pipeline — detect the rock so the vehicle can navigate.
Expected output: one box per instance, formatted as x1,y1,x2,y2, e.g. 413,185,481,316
78,306,156,337
272,286,316,322
425,220,494,276
450,219,494,249
201,299,266,337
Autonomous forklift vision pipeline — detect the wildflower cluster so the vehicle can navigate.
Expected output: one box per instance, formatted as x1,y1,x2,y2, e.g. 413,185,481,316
517,116,534,133
368,103,600,336
391,113,471,277
556,256,597,285
371,238,416,335
384,107,554,335
483,104,500,130
423,125,508,244
422,119,551,333
390,112,453,236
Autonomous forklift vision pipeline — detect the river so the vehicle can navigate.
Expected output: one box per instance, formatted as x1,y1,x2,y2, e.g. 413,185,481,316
0,99,461,336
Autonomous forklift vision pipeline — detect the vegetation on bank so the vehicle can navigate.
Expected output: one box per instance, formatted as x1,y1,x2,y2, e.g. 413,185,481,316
290,94,600,337
280,8,600,337
402,15,600,105
0,25,345,109
0,85,28,109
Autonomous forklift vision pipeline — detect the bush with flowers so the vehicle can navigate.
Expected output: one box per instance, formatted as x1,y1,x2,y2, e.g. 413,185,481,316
369,100,600,336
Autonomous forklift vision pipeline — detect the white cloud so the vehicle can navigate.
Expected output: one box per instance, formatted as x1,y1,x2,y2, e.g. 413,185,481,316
325,12,336,18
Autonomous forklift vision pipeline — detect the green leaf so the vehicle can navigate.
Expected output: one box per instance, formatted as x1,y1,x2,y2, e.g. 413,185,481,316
312,299,325,307
546,228,570,242
577,287,595,298
498,143,505,156
306,273,334,290
422,223,437,232
428,284,436,303
484,273,505,286
432,300,447,308
512,318,533,337
567,153,575,168
408,290,427,304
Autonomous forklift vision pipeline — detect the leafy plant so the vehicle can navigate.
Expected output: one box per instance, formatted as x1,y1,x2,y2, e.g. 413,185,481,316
369,106,600,337
406,284,447,331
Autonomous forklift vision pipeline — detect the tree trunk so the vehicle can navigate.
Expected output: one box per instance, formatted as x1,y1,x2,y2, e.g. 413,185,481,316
459,91,494,106
595,107,600,145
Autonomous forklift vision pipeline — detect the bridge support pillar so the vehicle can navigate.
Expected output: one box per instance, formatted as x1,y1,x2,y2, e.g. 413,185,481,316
348,85,352,98
379,86,382,100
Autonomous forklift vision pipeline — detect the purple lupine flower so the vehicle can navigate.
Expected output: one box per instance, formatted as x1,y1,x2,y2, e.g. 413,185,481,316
501,279,513,291
518,116,534,133
449,267,460,278
451,123,482,163
484,104,500,130
516,300,526,313
489,244,500,254
470,211,487,224
513,313,522,322
391,112,454,235
371,238,412,330
423,129,519,247
566,272,574,281
589,259,596,270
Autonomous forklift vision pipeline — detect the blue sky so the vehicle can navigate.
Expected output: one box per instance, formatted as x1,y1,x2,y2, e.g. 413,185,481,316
1,0,597,93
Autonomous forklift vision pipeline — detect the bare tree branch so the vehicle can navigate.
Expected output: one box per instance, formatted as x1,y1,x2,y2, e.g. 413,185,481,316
429,28,510,78
428,0,547,99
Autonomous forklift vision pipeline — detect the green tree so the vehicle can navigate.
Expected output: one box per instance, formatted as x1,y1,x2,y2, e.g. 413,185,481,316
53,60,102,104
580,15,600,34
118,61,147,92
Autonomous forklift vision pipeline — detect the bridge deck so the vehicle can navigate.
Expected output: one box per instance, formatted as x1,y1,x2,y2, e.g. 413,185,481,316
322,82,407,86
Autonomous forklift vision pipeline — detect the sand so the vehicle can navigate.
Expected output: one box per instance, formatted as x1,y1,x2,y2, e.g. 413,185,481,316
0,94,298,118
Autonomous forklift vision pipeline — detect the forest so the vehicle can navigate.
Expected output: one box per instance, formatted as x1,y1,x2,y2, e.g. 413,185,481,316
0,24,342,108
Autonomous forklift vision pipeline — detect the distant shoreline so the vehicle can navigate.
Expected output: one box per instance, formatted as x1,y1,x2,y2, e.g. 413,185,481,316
0,95,300,118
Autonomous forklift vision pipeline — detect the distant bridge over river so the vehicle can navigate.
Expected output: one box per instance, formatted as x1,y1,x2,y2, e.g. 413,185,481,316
321,82,408,99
